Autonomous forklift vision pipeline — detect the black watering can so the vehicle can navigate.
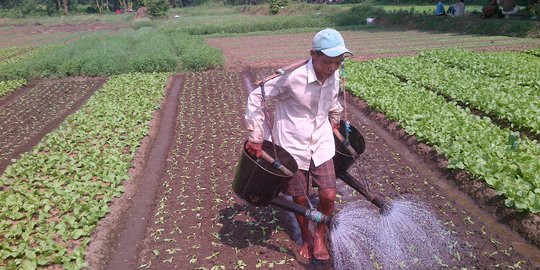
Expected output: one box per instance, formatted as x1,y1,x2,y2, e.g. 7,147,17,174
333,121,389,212
232,140,332,224
232,121,390,225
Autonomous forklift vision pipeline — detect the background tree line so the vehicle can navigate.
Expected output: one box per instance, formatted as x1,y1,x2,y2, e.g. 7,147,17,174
0,0,258,15
0,0,537,17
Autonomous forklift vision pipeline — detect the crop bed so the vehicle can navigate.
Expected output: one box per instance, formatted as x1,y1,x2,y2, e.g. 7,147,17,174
0,77,105,174
132,70,308,269
1,29,539,269
95,68,536,269
206,31,540,69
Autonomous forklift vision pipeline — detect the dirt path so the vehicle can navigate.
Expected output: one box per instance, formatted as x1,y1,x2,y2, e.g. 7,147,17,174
206,31,540,69
85,75,183,270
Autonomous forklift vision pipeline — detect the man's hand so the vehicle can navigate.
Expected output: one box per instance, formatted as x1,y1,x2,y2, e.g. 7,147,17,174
331,120,340,130
245,141,263,158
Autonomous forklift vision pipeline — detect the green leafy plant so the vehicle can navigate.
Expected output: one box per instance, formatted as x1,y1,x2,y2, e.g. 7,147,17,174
0,28,222,80
346,54,540,213
0,79,26,97
269,0,290,15
0,72,170,268
147,0,169,18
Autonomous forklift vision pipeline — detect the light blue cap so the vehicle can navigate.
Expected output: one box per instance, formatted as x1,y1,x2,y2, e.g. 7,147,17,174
312,28,352,57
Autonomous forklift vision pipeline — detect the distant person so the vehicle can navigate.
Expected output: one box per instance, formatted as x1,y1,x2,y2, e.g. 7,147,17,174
447,0,465,16
482,0,502,18
435,0,446,16
500,0,519,17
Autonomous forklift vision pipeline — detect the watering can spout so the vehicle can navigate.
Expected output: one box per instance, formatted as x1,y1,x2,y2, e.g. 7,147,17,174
338,171,392,215
333,123,392,215
372,196,391,215
270,195,332,225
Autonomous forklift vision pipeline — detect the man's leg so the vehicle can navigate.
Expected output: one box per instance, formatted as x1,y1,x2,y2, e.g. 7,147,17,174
309,159,337,261
313,188,335,260
284,169,313,259
293,195,313,259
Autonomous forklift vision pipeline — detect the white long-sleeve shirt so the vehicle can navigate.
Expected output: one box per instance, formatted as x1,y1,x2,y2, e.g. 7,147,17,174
245,58,343,170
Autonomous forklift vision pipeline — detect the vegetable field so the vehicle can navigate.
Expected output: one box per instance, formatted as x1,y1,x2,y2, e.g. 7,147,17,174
1,73,169,269
346,49,540,214
0,25,539,270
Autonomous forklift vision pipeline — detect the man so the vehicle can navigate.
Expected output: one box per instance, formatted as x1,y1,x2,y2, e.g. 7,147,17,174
435,0,446,16
500,0,519,17
447,0,465,16
482,0,502,18
244,28,351,261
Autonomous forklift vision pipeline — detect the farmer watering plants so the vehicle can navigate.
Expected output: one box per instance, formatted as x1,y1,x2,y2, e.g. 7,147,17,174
244,28,352,262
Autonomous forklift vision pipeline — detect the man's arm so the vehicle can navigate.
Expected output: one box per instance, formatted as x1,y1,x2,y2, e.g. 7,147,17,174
244,76,288,157
328,98,343,129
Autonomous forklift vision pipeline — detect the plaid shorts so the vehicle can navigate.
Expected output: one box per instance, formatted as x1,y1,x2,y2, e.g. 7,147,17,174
283,159,336,197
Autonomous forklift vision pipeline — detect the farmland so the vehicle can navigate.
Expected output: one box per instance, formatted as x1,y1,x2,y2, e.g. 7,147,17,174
1,5,540,270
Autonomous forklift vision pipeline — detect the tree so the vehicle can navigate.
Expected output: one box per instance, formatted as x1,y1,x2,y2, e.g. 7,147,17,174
94,0,105,12
62,0,69,14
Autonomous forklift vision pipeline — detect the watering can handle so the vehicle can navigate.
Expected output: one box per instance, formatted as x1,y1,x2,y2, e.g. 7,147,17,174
260,150,294,177
333,128,358,156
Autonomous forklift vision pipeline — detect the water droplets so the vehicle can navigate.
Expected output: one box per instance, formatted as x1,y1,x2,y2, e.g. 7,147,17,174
331,197,459,269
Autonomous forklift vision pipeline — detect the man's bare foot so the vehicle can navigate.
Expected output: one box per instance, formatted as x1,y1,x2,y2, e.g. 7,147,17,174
299,242,312,260
313,231,330,261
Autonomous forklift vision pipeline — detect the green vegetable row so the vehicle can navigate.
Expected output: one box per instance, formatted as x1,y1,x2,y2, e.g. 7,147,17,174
0,79,26,98
419,49,540,83
0,72,169,269
347,60,540,213
0,28,223,81
370,50,540,135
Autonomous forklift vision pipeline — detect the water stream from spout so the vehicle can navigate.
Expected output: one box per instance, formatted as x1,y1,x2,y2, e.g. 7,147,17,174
331,197,459,269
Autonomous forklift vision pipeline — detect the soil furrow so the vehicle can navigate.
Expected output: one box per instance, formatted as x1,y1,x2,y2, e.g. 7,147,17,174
112,68,539,269
0,77,105,175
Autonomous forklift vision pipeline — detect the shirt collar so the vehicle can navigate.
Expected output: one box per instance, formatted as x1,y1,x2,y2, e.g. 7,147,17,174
306,58,337,86
307,58,318,84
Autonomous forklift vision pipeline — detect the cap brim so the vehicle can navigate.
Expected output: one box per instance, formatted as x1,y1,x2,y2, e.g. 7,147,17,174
321,46,353,57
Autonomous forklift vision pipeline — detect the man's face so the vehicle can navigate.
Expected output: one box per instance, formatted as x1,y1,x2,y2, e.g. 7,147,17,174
311,50,344,82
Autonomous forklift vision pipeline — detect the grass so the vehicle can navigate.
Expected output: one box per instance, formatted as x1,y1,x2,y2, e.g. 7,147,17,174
0,28,223,80
158,13,333,35
376,4,484,14
0,2,537,81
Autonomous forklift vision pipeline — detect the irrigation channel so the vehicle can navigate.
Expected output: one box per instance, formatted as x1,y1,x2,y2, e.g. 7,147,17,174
94,68,540,270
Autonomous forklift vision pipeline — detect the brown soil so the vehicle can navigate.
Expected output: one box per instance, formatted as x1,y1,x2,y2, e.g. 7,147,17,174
205,31,540,70
94,32,539,269
0,21,130,48
1,29,539,269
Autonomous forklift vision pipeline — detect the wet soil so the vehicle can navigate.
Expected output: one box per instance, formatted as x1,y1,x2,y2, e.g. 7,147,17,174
98,69,539,270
